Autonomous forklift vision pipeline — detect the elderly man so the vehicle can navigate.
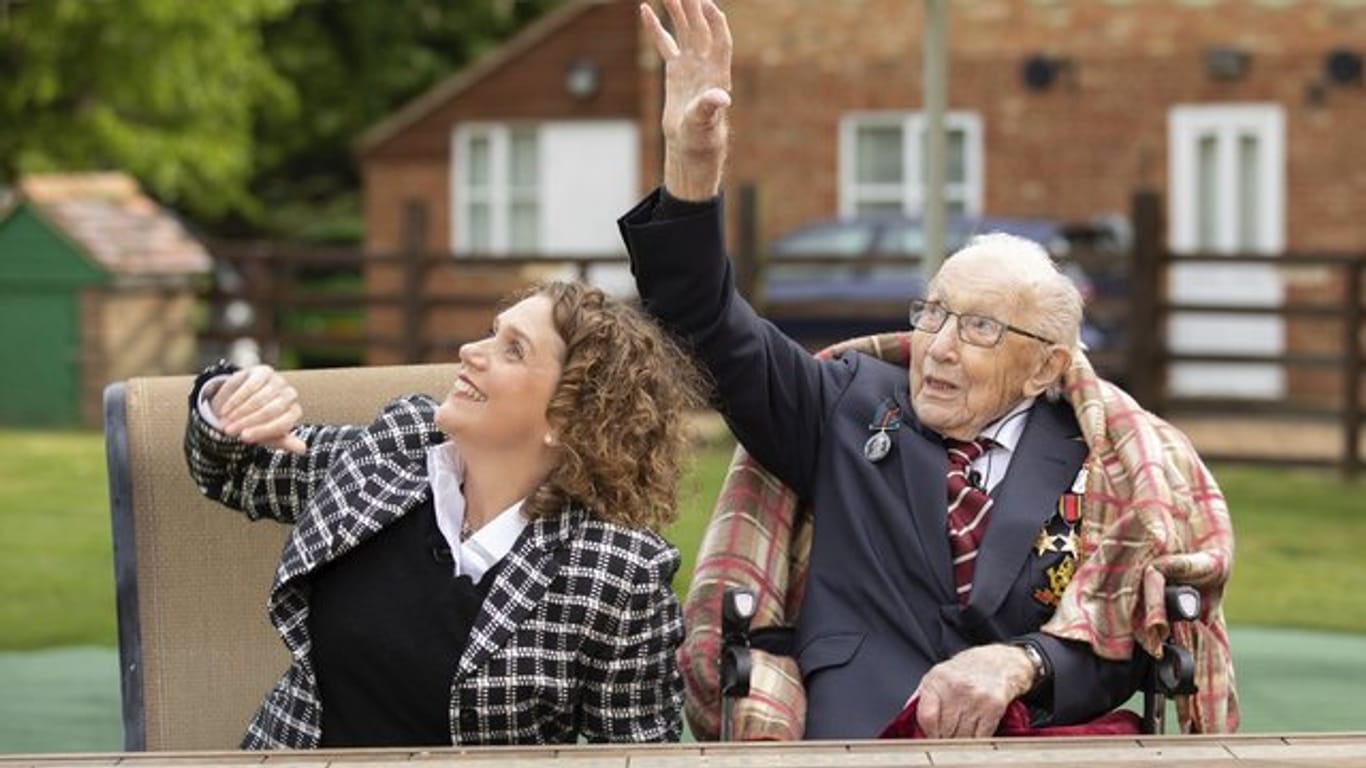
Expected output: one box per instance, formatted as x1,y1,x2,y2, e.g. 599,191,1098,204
619,0,1235,741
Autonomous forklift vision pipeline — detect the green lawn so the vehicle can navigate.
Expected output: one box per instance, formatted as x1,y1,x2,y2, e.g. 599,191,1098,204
1216,465,1366,633
0,430,116,650
0,428,1362,651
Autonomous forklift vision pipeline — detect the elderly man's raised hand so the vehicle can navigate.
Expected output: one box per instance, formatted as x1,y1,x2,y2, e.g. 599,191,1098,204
209,365,307,455
911,643,1037,738
640,0,732,200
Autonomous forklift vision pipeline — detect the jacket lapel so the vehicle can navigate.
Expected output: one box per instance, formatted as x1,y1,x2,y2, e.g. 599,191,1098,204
454,504,584,682
894,388,956,603
965,399,1085,620
276,447,433,589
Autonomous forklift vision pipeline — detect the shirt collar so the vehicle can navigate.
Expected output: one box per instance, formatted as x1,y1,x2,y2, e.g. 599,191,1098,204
425,442,530,583
979,397,1035,454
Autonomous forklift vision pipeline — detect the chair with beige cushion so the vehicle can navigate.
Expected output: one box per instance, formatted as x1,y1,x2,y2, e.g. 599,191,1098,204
103,364,456,750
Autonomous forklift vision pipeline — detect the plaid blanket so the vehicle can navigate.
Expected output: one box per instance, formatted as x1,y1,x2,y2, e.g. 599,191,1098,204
679,332,1237,740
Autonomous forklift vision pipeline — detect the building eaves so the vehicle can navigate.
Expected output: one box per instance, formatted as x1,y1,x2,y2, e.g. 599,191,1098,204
355,0,608,157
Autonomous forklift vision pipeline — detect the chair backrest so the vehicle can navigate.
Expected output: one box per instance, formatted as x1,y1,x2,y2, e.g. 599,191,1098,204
104,364,457,751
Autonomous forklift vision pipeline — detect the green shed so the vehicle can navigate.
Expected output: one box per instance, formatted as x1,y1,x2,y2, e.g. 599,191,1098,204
0,173,210,426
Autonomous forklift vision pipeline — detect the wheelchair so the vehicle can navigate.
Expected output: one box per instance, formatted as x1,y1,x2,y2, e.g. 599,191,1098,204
685,330,1212,740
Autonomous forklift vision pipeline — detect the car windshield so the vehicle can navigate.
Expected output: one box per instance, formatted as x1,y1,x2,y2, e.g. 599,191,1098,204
771,222,875,256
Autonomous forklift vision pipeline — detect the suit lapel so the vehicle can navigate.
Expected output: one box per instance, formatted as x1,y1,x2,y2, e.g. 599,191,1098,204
965,399,1085,619
894,388,956,603
454,505,583,682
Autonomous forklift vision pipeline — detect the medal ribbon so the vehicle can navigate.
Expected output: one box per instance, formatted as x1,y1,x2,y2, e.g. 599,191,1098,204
868,398,902,432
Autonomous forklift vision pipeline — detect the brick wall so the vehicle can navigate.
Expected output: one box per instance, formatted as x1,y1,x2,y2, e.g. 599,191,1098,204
360,0,1366,399
720,0,1366,250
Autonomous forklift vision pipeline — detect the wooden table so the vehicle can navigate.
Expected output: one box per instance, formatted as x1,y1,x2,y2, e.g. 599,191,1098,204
5,734,1366,768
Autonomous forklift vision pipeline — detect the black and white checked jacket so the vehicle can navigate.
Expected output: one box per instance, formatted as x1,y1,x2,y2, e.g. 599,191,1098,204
183,381,684,749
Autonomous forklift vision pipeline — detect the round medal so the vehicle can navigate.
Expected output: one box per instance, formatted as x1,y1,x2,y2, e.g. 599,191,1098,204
863,430,892,462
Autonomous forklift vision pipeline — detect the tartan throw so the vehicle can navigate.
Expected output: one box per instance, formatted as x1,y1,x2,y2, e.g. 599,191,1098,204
678,332,1237,740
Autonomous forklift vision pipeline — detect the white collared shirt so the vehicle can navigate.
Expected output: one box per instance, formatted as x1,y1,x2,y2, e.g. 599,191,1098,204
425,442,530,583
971,397,1035,494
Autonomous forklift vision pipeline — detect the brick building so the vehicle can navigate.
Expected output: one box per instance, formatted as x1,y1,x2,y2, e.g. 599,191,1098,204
358,0,1366,398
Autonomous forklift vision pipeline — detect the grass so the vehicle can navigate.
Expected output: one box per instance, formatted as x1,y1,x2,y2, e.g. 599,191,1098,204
1216,465,1366,633
0,431,116,650
0,428,1363,652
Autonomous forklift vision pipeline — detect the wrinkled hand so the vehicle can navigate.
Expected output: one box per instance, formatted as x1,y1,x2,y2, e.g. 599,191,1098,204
210,365,306,454
912,643,1036,739
639,0,732,200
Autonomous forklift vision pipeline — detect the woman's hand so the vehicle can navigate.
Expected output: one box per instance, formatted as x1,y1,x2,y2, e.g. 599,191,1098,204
640,0,733,200
209,365,307,454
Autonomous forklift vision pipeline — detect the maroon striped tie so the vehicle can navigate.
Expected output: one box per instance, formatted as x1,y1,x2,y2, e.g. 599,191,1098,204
945,438,994,604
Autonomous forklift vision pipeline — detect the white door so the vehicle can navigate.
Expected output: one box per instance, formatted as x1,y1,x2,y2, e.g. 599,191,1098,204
1167,104,1285,398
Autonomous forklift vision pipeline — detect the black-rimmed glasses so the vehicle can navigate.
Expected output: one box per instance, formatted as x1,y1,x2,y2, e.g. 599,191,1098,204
908,299,1055,348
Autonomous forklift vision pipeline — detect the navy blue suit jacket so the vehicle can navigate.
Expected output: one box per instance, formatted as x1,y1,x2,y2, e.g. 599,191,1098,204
620,190,1145,739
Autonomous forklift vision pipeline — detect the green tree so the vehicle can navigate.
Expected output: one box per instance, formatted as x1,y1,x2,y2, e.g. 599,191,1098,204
0,0,561,233
250,0,561,238
0,0,298,218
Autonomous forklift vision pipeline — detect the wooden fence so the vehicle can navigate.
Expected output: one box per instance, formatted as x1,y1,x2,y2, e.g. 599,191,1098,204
199,191,1364,476
1127,191,1363,478
201,242,629,366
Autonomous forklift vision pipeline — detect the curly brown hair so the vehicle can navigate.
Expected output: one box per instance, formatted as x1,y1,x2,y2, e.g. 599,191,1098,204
516,281,709,533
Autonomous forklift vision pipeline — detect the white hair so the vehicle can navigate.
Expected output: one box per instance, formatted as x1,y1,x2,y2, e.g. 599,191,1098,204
940,232,1084,353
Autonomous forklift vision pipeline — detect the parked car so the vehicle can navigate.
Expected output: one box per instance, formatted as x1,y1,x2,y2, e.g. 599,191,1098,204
761,213,1124,361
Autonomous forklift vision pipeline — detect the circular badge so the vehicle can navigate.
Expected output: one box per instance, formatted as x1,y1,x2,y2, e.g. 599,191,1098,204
863,430,892,462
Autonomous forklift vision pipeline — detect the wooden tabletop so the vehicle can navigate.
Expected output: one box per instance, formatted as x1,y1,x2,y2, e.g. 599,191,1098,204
5,733,1366,768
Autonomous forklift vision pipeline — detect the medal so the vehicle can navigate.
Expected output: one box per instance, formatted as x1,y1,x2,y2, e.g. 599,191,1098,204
864,397,902,463
864,430,892,462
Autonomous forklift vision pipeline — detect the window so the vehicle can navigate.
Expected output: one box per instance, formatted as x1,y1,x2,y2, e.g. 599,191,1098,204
1167,103,1286,399
1169,104,1283,254
839,112,983,217
453,124,540,254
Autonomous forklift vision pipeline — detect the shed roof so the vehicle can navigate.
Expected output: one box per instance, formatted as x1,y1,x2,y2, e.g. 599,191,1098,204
16,172,211,276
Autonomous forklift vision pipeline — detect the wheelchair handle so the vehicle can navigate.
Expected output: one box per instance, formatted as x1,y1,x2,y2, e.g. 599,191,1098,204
719,587,757,741
1166,584,1201,622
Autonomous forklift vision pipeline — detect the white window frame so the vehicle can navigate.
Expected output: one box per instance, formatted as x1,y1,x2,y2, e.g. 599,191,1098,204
838,111,984,217
1168,103,1285,254
451,122,540,255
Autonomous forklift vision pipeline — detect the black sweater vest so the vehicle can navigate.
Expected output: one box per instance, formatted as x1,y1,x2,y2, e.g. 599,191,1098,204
307,497,502,747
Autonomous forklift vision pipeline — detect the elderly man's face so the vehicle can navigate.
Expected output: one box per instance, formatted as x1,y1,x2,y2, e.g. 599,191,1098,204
909,250,1054,441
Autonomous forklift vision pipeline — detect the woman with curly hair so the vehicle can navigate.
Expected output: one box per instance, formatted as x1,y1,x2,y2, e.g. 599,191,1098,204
183,281,706,749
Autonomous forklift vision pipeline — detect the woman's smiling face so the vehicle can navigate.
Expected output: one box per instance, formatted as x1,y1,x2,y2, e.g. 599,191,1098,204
435,295,566,452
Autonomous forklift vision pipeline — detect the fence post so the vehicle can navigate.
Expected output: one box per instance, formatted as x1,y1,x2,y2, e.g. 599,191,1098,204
734,183,761,305
246,244,278,366
1345,258,1362,479
402,249,424,364
1129,189,1163,412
